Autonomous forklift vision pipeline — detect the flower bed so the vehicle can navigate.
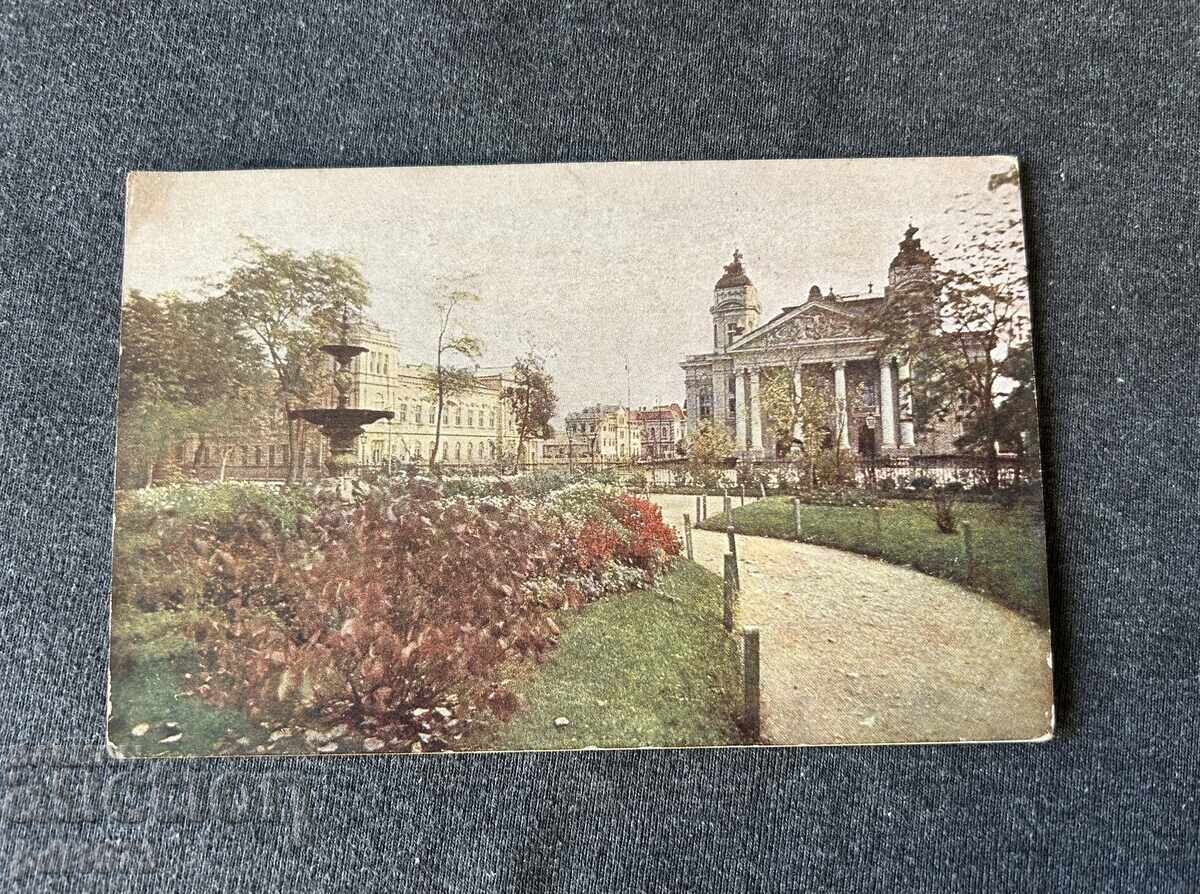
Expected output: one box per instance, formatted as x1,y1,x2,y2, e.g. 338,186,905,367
110,477,681,754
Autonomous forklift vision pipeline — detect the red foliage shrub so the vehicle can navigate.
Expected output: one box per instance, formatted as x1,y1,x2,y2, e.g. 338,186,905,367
176,481,682,752
576,517,621,571
195,484,577,751
604,495,682,574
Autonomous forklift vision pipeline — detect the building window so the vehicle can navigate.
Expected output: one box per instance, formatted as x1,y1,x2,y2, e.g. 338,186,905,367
489,411,495,429
467,408,474,428
698,385,713,420
467,443,474,461
398,404,407,423
455,406,462,426
254,446,262,466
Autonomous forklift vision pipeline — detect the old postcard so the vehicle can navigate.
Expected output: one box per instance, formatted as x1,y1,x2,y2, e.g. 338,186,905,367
108,157,1053,757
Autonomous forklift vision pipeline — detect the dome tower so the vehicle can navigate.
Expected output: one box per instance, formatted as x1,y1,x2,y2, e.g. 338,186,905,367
886,225,935,297
710,249,761,353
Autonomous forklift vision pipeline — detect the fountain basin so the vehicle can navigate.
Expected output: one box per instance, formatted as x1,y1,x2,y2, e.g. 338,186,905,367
289,407,394,477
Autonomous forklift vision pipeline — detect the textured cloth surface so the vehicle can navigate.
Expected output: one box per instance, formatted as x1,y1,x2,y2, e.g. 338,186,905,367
1,2,1198,891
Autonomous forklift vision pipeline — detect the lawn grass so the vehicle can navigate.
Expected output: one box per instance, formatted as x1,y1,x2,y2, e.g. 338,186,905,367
699,497,1049,625
108,655,269,758
470,560,748,751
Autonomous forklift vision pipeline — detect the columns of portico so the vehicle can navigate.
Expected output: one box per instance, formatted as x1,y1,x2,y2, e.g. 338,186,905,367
712,367,728,431
748,367,763,455
879,357,897,450
897,358,916,448
833,361,851,449
791,366,803,444
734,367,748,448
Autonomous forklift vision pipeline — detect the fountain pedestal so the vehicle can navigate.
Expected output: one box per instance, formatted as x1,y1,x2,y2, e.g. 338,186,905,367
289,342,393,480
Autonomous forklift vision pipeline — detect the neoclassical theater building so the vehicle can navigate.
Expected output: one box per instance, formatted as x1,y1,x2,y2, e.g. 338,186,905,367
682,226,956,460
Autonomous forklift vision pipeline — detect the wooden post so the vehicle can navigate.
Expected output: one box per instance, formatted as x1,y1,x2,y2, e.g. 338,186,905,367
683,513,694,561
962,521,974,579
873,506,883,557
792,497,802,540
726,526,740,591
759,481,766,499
701,494,708,522
722,554,736,632
742,626,761,740
695,495,702,525
740,483,746,507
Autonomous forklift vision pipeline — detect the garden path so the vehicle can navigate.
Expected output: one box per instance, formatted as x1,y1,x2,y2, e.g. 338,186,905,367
650,494,1054,745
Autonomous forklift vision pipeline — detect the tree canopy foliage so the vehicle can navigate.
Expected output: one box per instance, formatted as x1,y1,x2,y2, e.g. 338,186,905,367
214,237,371,482
503,352,558,470
867,164,1037,485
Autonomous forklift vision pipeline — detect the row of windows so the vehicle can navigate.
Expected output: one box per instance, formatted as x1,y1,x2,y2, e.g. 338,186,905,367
374,396,498,430
178,444,302,468
370,440,499,463
362,350,391,376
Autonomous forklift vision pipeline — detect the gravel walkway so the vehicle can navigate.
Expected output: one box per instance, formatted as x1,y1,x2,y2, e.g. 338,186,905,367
651,494,1054,746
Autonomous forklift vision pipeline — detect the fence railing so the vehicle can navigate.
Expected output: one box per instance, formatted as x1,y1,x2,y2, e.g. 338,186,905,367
186,452,1038,492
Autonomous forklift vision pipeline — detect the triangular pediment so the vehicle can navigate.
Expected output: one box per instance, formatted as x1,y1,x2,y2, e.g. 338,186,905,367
730,301,858,350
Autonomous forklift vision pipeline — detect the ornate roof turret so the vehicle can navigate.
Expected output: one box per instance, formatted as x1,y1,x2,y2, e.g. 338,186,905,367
715,249,752,289
889,224,934,272
887,224,935,295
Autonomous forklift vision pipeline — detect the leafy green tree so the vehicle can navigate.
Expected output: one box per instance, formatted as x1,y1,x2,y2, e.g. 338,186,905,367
760,364,860,487
426,290,482,471
214,238,369,482
958,339,1041,478
116,290,268,486
502,352,558,472
684,423,735,487
868,164,1031,487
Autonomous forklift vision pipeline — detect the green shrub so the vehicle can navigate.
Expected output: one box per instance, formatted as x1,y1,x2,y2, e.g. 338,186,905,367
112,482,316,612
117,481,316,538
110,605,220,675
910,475,936,491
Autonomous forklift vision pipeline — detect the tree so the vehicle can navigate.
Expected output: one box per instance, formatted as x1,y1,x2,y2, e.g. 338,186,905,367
684,423,735,486
961,339,1041,481
426,290,482,471
215,238,369,483
868,164,1031,487
115,290,268,486
760,365,857,488
502,352,557,472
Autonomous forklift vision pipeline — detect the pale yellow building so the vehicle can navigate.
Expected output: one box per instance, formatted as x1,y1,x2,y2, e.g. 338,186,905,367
563,404,642,463
351,322,527,468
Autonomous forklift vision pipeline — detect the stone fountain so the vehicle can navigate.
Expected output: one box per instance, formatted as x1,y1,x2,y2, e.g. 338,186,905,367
289,309,393,482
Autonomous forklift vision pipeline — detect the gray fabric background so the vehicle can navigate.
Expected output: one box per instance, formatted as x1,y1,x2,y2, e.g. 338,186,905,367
1,1,1198,890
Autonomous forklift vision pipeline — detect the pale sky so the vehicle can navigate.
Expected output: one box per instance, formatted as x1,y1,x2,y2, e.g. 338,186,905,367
123,156,1018,416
